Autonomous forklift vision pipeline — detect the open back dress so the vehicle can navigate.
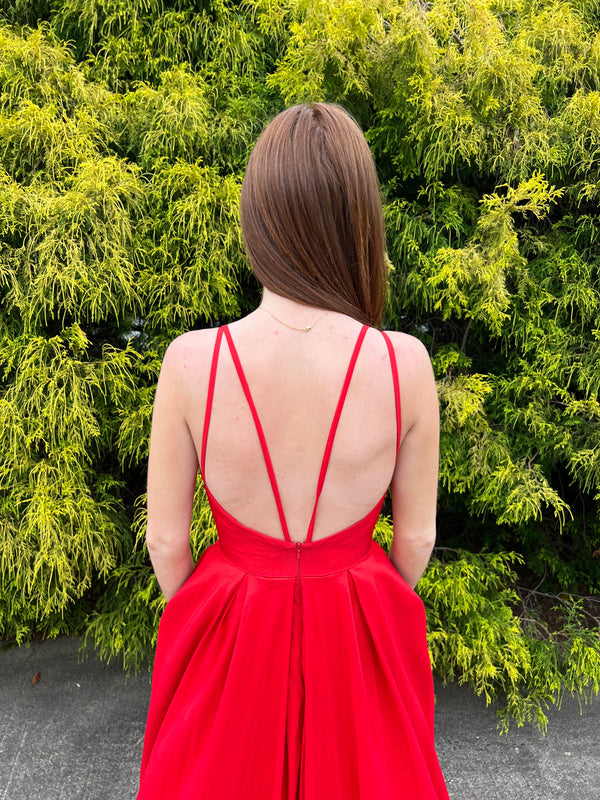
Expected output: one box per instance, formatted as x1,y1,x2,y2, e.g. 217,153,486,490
137,324,449,800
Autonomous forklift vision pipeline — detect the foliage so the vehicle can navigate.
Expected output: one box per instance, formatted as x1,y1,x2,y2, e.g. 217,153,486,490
1,0,599,729
421,549,600,732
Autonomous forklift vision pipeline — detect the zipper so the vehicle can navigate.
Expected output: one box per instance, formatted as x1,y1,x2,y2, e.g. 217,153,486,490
296,541,303,610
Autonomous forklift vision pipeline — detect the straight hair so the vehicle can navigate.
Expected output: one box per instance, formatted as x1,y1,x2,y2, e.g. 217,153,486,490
240,103,387,328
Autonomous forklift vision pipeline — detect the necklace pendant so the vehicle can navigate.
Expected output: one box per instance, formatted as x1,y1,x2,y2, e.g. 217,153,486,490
304,325,311,332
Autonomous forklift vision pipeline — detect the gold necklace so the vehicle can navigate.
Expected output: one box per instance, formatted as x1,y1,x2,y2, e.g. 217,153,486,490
259,305,327,332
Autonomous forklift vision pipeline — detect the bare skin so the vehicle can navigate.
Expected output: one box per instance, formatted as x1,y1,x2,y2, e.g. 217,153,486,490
146,288,440,601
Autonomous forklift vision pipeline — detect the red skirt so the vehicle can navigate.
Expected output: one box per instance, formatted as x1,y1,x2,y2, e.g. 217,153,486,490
137,514,449,800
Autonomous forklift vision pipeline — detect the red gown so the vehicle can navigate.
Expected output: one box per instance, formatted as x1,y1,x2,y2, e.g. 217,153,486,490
137,324,449,799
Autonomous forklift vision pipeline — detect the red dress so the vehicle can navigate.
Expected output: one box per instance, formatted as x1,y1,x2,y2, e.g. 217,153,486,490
137,324,449,800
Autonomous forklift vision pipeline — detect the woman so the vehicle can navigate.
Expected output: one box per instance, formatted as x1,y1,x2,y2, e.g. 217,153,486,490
137,103,448,799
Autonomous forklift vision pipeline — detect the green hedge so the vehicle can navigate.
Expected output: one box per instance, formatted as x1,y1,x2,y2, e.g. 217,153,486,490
1,0,599,730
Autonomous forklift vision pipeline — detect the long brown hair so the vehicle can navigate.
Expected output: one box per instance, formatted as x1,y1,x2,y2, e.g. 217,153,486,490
240,103,387,328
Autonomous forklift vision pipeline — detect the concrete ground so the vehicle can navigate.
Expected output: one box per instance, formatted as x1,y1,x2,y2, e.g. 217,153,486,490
0,636,598,800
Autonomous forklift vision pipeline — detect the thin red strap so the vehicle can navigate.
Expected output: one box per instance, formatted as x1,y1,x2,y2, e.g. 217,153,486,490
222,326,291,542
201,327,224,478
305,324,369,543
381,331,401,458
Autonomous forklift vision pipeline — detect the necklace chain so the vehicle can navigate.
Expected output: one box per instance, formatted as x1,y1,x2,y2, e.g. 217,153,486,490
259,305,327,332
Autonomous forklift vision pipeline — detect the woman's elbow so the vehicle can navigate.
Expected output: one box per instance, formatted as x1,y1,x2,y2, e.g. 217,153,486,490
390,526,437,557
145,525,190,556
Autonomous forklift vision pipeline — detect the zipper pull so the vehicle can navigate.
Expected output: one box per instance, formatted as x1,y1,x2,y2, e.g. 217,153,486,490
296,542,301,559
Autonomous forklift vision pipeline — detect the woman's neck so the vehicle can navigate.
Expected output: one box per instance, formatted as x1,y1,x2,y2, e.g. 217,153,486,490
258,289,329,332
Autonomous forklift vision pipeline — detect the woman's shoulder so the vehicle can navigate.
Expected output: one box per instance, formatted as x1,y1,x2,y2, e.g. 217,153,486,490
157,328,221,391
163,327,219,360
379,329,433,371
381,332,438,439
379,330,437,416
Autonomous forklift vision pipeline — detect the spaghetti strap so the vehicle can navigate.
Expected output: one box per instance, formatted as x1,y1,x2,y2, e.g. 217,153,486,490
305,325,369,543
222,326,291,542
200,327,224,478
381,331,401,458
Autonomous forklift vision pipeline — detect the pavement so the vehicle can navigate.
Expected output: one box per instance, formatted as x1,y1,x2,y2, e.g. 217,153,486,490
0,636,598,800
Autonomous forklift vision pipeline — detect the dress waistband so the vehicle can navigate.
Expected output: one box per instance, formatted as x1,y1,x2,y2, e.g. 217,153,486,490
213,502,382,578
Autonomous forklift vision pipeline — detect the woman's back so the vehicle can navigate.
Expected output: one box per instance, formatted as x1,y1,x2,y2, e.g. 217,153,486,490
148,292,439,585
179,309,399,543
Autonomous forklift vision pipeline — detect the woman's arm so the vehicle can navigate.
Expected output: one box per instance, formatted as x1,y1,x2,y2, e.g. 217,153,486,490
388,333,440,589
146,338,199,601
